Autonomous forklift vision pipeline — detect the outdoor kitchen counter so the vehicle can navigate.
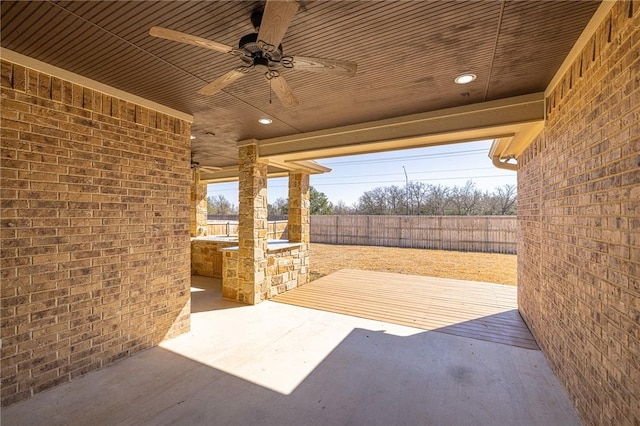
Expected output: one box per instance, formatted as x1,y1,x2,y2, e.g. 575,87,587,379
190,236,239,278
220,240,307,302
219,240,303,252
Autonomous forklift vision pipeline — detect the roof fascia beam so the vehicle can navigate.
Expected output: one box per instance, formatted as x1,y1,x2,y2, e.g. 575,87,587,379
242,93,544,161
267,158,332,174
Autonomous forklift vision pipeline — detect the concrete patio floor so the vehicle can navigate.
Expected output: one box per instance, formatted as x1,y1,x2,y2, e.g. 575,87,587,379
2,275,581,426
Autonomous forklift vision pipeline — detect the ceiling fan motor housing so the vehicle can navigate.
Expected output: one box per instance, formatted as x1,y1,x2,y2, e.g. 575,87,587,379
250,10,263,31
239,32,283,63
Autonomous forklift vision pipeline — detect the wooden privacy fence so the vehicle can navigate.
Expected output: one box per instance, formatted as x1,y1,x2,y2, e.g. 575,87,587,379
206,220,288,240
205,216,517,254
310,215,517,254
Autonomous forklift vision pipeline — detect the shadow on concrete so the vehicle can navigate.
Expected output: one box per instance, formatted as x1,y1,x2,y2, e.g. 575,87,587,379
433,309,540,350
190,276,242,313
2,325,579,425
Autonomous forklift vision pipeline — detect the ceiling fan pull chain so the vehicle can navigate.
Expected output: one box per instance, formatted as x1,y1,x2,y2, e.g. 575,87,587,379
270,78,272,104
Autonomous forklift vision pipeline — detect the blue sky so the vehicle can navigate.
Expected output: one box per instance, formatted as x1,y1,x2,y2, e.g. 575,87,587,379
207,140,517,207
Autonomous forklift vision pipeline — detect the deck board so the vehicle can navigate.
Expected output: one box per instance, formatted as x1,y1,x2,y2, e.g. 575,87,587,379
273,269,539,350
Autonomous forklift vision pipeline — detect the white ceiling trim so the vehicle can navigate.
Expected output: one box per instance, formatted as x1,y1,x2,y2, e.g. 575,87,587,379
241,93,544,161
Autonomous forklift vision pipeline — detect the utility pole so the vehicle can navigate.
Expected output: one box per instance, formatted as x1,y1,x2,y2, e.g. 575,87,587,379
403,166,409,216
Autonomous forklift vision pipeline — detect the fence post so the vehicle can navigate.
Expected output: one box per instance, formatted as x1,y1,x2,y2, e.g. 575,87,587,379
485,217,489,253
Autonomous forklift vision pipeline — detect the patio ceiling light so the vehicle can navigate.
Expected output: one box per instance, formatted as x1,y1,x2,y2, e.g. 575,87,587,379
258,118,273,125
454,73,476,84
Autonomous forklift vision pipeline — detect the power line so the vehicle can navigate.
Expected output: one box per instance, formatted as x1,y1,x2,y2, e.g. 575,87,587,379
311,166,495,181
208,166,501,188
211,172,512,189
320,149,487,166
268,174,514,188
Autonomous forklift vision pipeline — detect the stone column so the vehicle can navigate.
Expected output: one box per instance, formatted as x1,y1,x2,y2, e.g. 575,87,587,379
234,144,268,304
288,171,310,285
190,168,207,237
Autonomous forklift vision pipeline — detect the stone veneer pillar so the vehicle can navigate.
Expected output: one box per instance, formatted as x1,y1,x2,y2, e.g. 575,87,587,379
288,171,310,285
190,168,208,237
235,144,268,304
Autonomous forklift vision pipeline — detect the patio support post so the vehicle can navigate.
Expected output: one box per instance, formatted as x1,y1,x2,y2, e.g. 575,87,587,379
236,144,269,304
288,171,310,285
190,168,207,237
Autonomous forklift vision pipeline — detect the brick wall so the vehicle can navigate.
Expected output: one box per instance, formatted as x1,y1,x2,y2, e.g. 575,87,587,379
0,60,192,406
517,2,639,425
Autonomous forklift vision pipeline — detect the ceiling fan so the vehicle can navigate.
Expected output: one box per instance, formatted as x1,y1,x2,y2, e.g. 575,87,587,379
149,0,358,108
190,154,221,174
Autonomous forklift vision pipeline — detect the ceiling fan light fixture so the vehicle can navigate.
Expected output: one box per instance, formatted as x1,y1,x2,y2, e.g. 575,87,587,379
455,73,477,84
258,118,273,125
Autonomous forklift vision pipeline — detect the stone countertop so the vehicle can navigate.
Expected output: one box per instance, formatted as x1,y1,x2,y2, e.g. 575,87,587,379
221,240,302,252
190,236,238,242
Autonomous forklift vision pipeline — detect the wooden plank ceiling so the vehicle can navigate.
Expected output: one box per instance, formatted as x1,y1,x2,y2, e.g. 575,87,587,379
1,1,600,170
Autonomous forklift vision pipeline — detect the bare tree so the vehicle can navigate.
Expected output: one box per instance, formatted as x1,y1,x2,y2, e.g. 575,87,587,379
385,185,405,215
357,187,387,214
492,184,517,215
352,180,516,216
425,184,450,215
449,180,482,215
207,194,237,214
406,181,429,215
268,197,288,216
333,200,355,215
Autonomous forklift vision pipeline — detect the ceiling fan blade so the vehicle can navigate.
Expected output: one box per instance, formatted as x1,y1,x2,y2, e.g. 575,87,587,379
199,166,223,173
149,26,233,54
291,56,358,77
270,75,299,108
257,0,299,52
198,69,247,96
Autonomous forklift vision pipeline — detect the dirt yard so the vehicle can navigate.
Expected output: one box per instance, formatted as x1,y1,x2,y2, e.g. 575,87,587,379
308,243,517,286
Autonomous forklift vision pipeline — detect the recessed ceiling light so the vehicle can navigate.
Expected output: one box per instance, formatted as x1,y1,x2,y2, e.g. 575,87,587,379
455,74,476,84
258,118,273,125
190,135,196,140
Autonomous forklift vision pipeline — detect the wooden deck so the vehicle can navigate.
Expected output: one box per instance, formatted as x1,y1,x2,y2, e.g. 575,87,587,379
273,269,538,350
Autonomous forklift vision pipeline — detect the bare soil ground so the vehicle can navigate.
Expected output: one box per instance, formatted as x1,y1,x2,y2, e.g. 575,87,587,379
309,243,517,286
